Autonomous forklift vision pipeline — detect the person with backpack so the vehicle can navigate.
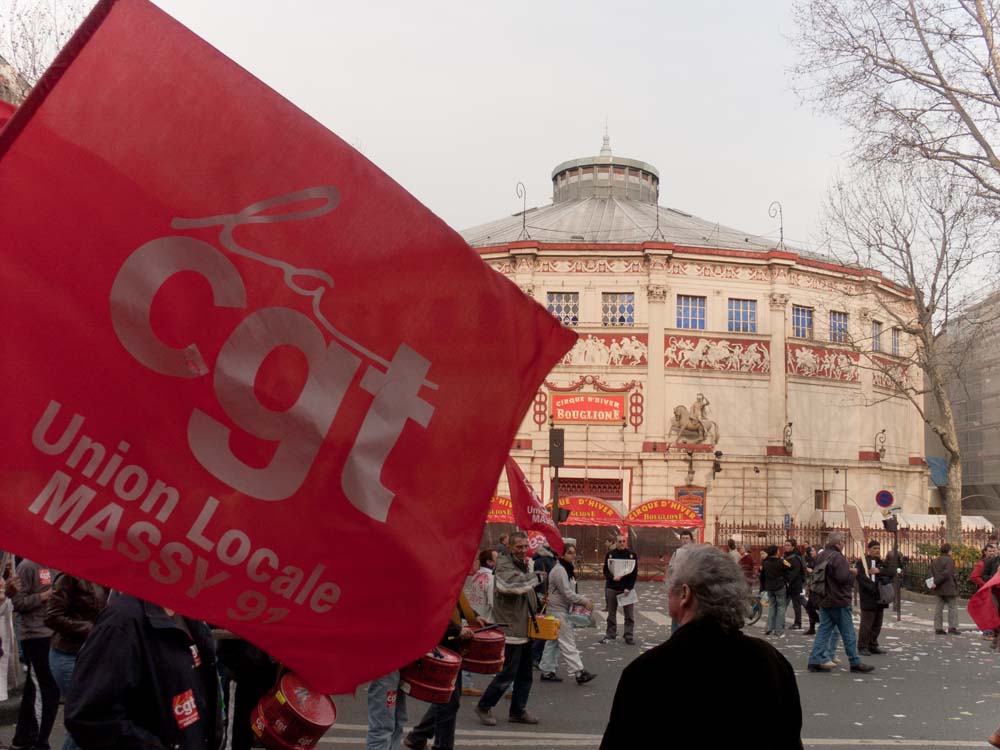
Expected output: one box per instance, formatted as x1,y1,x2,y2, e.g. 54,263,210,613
806,533,874,674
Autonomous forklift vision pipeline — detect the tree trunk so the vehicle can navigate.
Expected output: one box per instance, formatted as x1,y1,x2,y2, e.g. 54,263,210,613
944,457,963,546
926,355,962,544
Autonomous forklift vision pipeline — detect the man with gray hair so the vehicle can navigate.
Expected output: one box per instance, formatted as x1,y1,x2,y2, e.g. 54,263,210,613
475,531,543,727
600,544,802,749
806,532,874,674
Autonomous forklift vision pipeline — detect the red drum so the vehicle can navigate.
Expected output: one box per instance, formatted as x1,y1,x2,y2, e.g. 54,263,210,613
462,628,505,674
251,672,337,750
400,647,461,703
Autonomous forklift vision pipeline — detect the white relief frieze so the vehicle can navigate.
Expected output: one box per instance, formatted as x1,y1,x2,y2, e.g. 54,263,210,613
560,334,648,366
785,344,859,382
873,356,910,390
536,259,644,274
666,263,690,277
694,264,741,280
789,271,859,296
514,256,535,273
664,336,770,374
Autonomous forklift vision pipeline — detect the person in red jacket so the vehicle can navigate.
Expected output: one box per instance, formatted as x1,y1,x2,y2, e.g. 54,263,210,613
972,544,997,588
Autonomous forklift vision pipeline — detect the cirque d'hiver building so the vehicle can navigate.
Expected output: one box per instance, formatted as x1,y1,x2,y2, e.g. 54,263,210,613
462,136,929,541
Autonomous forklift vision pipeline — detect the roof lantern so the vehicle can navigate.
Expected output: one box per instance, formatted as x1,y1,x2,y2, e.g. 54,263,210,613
551,132,659,205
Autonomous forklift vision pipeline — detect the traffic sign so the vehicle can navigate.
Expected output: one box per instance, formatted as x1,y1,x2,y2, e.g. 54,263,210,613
875,489,894,508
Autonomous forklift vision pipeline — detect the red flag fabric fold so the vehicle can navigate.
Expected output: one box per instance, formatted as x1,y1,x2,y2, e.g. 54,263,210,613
0,0,575,692
968,571,1000,631
505,458,564,556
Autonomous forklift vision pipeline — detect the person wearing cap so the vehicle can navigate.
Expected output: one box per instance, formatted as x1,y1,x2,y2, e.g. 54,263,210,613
855,539,892,655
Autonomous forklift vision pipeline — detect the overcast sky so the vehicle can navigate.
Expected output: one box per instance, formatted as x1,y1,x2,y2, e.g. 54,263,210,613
147,2,850,250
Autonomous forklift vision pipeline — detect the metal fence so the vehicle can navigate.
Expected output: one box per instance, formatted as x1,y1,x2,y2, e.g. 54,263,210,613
714,520,997,597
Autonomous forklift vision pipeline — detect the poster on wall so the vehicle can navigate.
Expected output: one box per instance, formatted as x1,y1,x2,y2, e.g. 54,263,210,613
675,486,706,525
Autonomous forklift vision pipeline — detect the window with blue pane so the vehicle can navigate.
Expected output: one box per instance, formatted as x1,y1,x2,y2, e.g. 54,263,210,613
601,292,635,326
727,298,757,333
676,295,706,330
830,311,849,343
891,327,900,356
792,305,813,339
872,320,883,352
547,292,579,326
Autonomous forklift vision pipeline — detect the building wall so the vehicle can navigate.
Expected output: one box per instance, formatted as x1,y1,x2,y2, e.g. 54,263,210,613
489,243,930,536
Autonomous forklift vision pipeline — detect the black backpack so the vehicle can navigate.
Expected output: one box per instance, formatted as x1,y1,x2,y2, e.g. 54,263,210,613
809,556,830,598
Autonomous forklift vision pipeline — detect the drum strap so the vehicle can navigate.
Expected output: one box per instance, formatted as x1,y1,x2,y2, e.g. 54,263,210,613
453,593,478,626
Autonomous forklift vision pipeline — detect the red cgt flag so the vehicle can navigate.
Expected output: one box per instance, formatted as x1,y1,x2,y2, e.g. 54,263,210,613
505,458,564,556
968,571,1000,631
0,0,575,692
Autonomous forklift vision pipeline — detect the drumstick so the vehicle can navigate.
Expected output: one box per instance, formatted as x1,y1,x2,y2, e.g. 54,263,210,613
472,624,507,633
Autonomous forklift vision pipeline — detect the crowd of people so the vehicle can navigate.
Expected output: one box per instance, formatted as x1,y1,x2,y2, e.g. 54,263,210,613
5,529,996,750
0,555,276,750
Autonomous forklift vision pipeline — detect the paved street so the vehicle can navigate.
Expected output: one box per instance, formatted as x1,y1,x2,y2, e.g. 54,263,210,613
3,580,1000,748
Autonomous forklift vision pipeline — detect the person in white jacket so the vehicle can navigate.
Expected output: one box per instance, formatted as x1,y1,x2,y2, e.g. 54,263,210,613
539,545,597,685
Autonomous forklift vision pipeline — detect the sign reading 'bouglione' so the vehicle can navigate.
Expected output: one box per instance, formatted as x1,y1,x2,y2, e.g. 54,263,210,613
0,0,575,692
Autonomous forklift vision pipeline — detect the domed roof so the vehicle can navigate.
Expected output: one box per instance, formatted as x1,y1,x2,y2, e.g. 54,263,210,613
461,136,783,253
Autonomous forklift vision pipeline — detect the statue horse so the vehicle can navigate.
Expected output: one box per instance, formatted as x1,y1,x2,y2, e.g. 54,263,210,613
668,406,719,445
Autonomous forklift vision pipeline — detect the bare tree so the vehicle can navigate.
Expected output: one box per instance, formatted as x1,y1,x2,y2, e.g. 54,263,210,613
0,0,90,99
792,0,1000,208
821,162,997,541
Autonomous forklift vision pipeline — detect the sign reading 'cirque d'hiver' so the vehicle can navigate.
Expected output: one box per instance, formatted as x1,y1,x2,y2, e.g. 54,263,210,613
0,0,574,692
551,394,625,423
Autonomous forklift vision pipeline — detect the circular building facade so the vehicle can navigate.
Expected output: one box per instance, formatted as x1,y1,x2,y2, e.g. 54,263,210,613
463,138,929,542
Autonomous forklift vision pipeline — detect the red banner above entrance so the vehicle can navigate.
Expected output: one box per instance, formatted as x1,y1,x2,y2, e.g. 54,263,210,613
486,496,514,523
551,394,625,424
544,496,622,526
626,498,704,528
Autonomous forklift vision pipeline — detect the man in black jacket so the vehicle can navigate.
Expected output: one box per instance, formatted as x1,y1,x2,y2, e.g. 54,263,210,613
806,533,874,674
66,594,223,750
855,539,892,655
600,544,802,750
759,546,789,635
600,532,638,645
783,539,806,629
